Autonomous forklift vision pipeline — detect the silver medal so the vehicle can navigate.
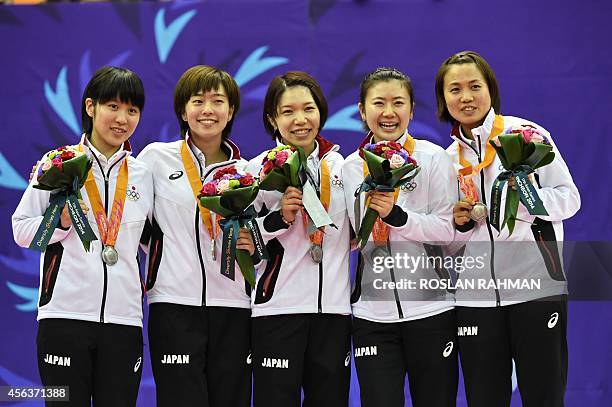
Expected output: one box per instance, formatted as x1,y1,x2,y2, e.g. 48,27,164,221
101,245,119,266
370,246,389,263
309,244,323,264
470,202,488,223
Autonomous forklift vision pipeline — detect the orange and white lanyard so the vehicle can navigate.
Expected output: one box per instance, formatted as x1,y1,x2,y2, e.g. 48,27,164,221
180,140,221,240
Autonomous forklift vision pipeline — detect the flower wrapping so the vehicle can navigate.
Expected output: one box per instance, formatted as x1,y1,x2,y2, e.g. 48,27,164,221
489,125,555,235
355,140,420,249
258,144,334,230
29,145,97,252
199,166,268,287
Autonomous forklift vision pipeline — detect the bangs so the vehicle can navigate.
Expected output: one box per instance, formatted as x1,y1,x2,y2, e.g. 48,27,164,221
192,73,226,97
96,69,145,110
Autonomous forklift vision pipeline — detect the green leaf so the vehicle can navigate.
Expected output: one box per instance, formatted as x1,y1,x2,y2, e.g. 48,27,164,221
258,170,291,192
362,149,388,184
389,165,420,188
498,133,524,168
490,143,511,169
236,249,256,287
501,187,520,236
200,185,259,217
524,143,553,169
357,207,380,249
532,151,555,170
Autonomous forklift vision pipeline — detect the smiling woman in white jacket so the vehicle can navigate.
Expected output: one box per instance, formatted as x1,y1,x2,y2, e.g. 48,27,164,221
246,71,351,407
12,66,152,407
136,65,255,407
436,51,580,407
342,67,457,407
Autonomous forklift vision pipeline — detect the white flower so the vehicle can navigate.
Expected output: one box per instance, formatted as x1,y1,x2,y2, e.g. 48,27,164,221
41,161,53,171
389,154,405,169
217,179,231,193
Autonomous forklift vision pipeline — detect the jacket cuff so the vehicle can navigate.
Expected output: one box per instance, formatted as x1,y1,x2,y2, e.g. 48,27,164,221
455,219,475,233
382,205,407,227
263,210,290,233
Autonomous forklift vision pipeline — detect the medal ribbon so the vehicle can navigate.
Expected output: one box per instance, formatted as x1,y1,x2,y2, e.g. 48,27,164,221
180,140,221,241
300,159,331,246
80,146,128,247
362,134,415,245
457,114,504,178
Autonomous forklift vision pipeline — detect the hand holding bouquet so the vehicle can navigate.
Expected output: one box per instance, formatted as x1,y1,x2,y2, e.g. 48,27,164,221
355,140,420,249
199,166,268,287
489,125,555,235
30,145,96,252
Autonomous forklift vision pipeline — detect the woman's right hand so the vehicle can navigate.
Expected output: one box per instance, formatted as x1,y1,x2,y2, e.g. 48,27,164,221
60,199,89,229
29,161,40,183
453,200,474,227
280,186,303,224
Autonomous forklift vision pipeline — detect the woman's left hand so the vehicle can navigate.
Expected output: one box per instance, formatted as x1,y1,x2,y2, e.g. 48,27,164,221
367,191,395,218
236,227,255,256
508,173,536,190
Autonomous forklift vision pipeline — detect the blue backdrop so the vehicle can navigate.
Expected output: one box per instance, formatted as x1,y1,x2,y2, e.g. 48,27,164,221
1,0,611,405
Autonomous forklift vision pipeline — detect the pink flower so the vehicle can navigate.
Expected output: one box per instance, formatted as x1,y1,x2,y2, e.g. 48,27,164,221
41,161,52,171
523,130,544,143
389,154,405,169
383,150,396,159
217,179,231,193
51,157,63,171
200,182,218,196
275,150,290,166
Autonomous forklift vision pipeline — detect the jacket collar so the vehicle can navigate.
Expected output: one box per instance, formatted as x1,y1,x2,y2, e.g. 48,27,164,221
185,131,241,166
80,134,131,169
451,108,497,151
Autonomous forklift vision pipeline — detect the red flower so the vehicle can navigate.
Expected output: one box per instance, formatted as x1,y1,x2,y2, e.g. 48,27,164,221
239,174,255,186
213,166,238,180
262,160,274,175
200,182,219,196
388,141,402,150
60,150,75,161
383,150,396,159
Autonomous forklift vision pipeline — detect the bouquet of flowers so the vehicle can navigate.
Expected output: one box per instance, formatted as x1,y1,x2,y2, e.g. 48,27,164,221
355,140,420,249
199,166,267,287
258,144,334,230
258,145,303,192
489,124,555,235
30,145,96,252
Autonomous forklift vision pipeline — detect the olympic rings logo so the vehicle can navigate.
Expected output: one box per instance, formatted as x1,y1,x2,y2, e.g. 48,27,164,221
126,186,140,201
401,182,417,192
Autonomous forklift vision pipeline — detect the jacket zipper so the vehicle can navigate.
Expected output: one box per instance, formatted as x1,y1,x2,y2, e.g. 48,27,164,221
193,158,236,305
465,135,500,306
387,240,404,319
96,155,124,323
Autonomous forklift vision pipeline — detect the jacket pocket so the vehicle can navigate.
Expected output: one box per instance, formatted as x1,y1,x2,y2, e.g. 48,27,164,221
146,218,164,291
531,217,565,281
254,238,283,304
39,242,64,307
